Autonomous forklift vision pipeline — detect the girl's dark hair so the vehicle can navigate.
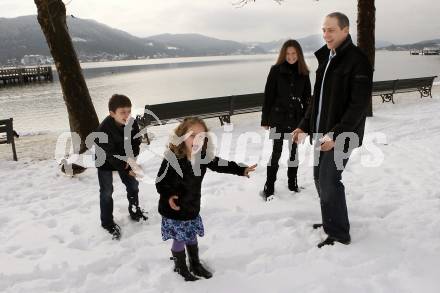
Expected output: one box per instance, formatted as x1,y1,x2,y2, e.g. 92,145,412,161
108,94,132,112
169,117,209,159
276,39,309,76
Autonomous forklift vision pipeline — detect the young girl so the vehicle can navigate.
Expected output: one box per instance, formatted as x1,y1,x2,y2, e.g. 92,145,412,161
156,117,257,281
260,39,312,200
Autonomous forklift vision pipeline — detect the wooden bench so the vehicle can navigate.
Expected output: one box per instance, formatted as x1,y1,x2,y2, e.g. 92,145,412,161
137,76,437,143
136,93,264,144
0,118,18,161
372,76,437,104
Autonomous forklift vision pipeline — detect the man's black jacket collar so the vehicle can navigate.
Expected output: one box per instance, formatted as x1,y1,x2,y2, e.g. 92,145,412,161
314,34,354,62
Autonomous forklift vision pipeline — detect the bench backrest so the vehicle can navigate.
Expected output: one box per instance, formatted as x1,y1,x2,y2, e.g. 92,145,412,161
142,93,266,126
231,93,264,114
372,76,436,95
394,76,436,93
372,80,396,95
144,96,231,125
0,118,13,143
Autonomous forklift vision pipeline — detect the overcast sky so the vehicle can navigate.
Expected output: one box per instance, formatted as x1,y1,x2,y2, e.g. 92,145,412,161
1,0,439,44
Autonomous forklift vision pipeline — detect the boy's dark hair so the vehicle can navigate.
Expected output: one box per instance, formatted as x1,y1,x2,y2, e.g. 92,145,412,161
108,94,132,112
327,12,350,29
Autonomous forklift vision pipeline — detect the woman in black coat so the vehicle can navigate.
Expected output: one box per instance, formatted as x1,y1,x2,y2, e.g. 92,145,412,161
261,39,311,200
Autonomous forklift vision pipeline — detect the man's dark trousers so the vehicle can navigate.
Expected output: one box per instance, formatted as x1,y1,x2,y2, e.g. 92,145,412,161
313,147,352,241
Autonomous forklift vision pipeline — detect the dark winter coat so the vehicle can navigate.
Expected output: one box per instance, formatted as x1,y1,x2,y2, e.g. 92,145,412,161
298,35,373,146
261,61,312,129
156,152,246,221
95,116,142,172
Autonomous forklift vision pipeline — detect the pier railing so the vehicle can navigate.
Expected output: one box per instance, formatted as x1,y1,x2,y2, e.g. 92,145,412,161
0,66,53,86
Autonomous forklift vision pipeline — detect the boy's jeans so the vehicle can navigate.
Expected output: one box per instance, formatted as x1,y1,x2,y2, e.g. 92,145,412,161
98,169,139,227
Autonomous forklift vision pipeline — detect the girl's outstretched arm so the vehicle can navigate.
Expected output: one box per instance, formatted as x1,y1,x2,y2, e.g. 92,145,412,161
207,156,256,177
243,164,257,178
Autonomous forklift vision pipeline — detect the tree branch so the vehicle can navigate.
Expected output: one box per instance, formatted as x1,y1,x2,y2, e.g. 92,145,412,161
233,0,284,8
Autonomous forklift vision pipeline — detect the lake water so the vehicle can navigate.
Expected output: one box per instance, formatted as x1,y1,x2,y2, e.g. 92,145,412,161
0,51,439,134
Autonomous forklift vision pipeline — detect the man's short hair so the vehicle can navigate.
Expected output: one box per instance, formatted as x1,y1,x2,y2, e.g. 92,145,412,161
327,12,350,29
108,94,132,112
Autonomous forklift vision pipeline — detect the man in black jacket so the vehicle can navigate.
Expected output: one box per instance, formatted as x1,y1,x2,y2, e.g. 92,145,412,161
95,94,147,240
292,12,373,247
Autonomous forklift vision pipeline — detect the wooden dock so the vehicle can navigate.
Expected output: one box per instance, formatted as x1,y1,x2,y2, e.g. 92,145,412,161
0,66,53,86
410,49,440,55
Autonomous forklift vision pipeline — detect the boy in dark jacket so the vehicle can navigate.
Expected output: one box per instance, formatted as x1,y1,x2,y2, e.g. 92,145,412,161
95,94,147,240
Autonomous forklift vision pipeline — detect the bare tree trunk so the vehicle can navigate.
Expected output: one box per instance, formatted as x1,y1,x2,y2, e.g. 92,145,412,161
357,0,375,117
34,1,99,152
34,0,99,174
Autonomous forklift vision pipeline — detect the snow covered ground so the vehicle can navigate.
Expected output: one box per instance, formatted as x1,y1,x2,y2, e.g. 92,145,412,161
1,88,440,293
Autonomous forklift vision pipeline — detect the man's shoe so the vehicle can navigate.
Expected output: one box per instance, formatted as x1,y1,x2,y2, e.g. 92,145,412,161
317,236,351,248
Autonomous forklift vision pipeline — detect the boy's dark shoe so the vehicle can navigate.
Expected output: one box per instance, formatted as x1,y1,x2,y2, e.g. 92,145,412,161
317,236,351,248
128,205,148,222
102,222,121,240
186,244,213,279
170,250,199,282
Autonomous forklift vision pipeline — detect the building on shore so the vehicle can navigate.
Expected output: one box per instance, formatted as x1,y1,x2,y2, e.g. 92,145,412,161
20,55,53,66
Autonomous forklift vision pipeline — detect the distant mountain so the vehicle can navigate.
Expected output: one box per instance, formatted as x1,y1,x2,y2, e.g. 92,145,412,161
248,35,324,54
0,15,170,63
250,34,394,53
0,16,265,64
144,33,265,56
375,40,393,48
382,39,440,51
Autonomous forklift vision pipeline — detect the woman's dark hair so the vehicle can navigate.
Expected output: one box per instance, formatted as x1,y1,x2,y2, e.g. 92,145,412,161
276,39,309,76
